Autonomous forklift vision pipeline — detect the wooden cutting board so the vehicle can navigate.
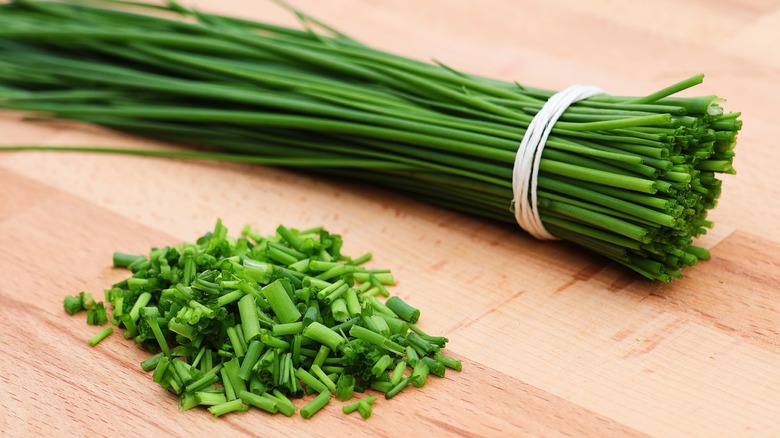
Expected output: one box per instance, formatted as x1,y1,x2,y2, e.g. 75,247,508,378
1,1,778,436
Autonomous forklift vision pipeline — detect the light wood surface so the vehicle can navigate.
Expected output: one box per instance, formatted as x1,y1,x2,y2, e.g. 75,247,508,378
1,1,779,436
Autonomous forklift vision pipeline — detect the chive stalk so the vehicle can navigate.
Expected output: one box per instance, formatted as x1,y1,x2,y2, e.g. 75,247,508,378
239,341,264,381
295,368,329,394
88,327,113,346
343,395,377,414
63,295,83,315
385,376,413,399
270,390,298,417
300,391,331,419
113,252,145,268
0,0,734,282
303,322,345,351
385,297,420,323
262,280,302,324
310,364,337,393
208,399,247,417
239,391,278,414
140,353,164,372
238,294,261,342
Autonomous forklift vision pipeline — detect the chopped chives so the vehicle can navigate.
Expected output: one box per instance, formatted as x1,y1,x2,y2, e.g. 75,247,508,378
315,279,345,300
276,225,305,252
249,376,266,395
434,352,462,372
238,294,261,342
179,393,199,412
349,325,405,355
223,357,246,395
226,326,245,358
260,333,290,350
406,346,420,367
295,367,329,394
220,368,236,401
61,220,458,420
371,355,393,377
365,296,397,318
369,274,391,297
208,399,247,417
271,389,298,417
262,280,302,324
356,401,373,419
303,322,345,351
310,364,337,393
300,391,331,419
344,288,361,317
385,376,413,399
239,390,278,414
343,395,377,415
369,381,393,393
365,315,391,337
152,356,170,383
321,365,344,374
348,253,372,266
272,321,304,337
128,292,152,323
353,272,395,285
194,391,227,406
238,341,264,380
145,317,170,356
330,298,349,322
312,345,330,369
335,374,355,401
315,265,346,281
63,295,82,315
186,363,224,393
191,348,206,369
385,297,420,323
406,332,436,355
374,313,409,335
172,359,195,385
87,327,113,346
113,252,145,268
389,362,407,386
421,357,446,378
291,335,303,368
411,361,430,388
140,352,164,372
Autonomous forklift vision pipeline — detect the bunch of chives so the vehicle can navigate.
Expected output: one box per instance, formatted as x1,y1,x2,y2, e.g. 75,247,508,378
0,0,740,281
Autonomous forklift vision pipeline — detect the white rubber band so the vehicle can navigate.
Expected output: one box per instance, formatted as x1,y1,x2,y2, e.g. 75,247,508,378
511,84,605,240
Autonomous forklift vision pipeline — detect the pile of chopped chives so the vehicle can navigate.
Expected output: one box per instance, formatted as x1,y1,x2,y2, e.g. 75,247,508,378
65,220,461,419
0,0,740,281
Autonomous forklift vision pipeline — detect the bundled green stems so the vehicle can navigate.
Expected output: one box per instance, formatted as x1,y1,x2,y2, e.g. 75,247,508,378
0,1,740,281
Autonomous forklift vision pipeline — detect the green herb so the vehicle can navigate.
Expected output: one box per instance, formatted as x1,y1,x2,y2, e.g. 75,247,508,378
335,374,356,401
62,220,460,419
239,391,278,414
0,0,740,281
385,376,413,400
87,302,108,326
88,327,113,347
300,390,331,419
63,295,82,315
343,395,377,419
113,252,145,268
208,399,248,417
385,297,420,324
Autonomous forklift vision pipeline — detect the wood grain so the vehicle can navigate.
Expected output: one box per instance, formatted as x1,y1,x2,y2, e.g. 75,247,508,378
1,1,779,437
